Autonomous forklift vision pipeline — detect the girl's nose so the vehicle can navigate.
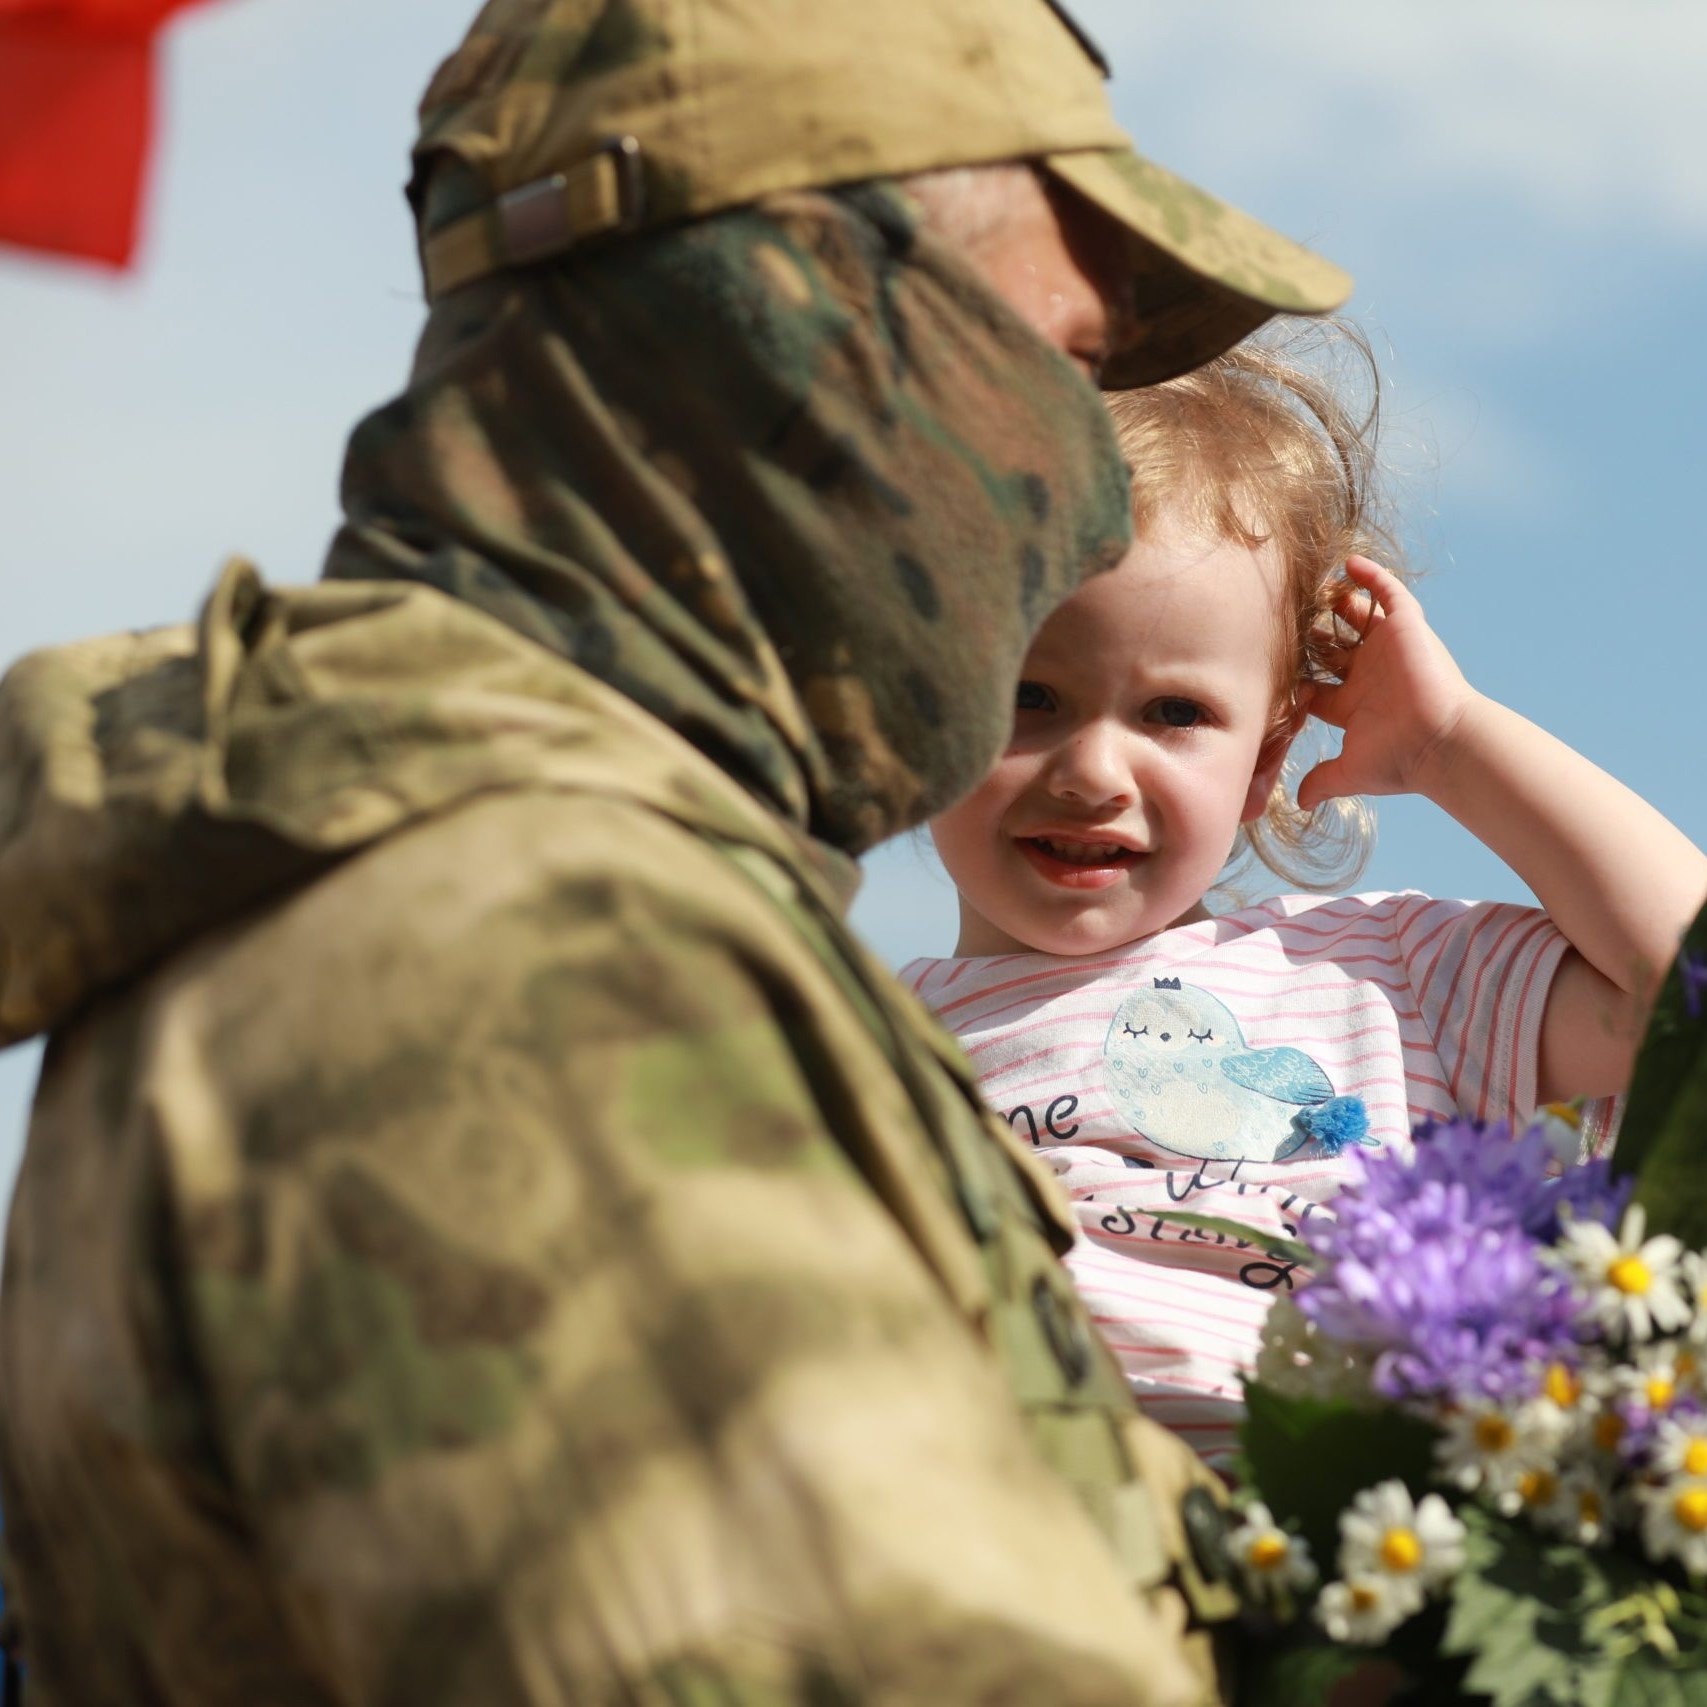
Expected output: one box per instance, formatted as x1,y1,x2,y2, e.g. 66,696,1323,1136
1047,723,1137,810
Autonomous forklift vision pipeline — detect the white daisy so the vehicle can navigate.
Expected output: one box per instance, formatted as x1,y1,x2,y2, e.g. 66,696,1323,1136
1552,1203,1689,1341
1316,1575,1410,1645
1562,1468,1617,1547
1516,1462,1614,1546
1613,1342,1694,1421
1559,1349,1621,1409
1507,1464,1565,1525
1581,1401,1631,1462
1678,1344,1707,1400
1436,1399,1565,1508
1652,1416,1707,1481
1535,1358,1621,1457
1225,1501,1317,1604
1639,1477,1707,1575
1337,1481,1466,1606
1682,1251,1707,1345
1538,1359,1589,1412
1531,1101,1586,1167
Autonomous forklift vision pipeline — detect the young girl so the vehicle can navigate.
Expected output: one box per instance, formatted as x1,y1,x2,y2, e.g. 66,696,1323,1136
902,336,1707,1465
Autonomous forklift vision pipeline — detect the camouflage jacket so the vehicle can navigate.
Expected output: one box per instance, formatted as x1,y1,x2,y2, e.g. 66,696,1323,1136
0,566,1233,1705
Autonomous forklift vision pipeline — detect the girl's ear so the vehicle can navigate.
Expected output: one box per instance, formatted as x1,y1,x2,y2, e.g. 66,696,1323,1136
1241,691,1311,824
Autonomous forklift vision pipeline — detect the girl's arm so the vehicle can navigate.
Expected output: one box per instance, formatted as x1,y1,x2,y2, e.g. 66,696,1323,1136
1298,557,1707,1104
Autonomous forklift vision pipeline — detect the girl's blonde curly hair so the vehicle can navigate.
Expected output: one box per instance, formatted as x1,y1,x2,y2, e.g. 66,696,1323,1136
1104,322,1403,892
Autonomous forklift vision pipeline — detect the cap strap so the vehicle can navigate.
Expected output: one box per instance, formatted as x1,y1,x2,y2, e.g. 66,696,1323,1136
1039,0,1109,76
420,135,645,299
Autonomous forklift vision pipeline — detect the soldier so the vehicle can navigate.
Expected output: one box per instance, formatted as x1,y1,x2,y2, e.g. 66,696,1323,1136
0,2,1349,1702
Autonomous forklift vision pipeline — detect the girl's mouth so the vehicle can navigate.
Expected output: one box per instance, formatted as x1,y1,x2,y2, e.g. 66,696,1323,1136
1016,836,1140,889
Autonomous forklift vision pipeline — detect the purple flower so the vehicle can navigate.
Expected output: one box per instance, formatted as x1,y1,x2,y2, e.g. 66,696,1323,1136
1621,1392,1707,1474
1370,1119,1554,1224
1294,1120,1594,1405
1680,948,1707,1020
1526,1158,1633,1244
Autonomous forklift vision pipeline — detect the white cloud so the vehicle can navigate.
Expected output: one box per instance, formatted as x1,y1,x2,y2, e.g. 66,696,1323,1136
1362,370,1563,540
1080,0,1707,242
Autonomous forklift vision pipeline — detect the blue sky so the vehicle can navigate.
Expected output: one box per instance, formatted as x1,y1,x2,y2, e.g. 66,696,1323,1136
3,0,1705,1204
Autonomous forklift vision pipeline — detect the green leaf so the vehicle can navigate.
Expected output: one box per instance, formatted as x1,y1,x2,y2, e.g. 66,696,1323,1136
1439,1508,1707,1707
1159,1210,1314,1270
1585,1652,1707,1707
1238,1384,1439,1568
1234,1637,1386,1707
1613,900,1707,1248
1442,1514,1594,1705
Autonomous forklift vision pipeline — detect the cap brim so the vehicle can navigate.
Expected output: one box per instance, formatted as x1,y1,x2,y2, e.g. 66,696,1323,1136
1045,148,1352,389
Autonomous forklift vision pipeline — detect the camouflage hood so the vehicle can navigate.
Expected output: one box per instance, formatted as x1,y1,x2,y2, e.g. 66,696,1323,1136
324,181,1132,853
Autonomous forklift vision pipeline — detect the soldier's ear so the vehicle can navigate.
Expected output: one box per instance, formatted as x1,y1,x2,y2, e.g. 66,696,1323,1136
1240,693,1310,824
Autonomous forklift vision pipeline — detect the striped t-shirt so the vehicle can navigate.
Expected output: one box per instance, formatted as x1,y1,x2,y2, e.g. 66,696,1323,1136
902,891,1592,1464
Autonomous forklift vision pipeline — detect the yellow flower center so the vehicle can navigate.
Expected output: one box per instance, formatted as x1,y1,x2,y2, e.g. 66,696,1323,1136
1379,1527,1423,1573
1674,1489,1707,1534
1473,1413,1515,1453
1350,1583,1382,1612
1608,1254,1653,1296
1543,1363,1581,1408
1684,1441,1707,1477
1519,1470,1558,1507
1647,1376,1678,1411
1594,1412,1626,1452
1679,1351,1699,1381
1248,1532,1289,1571
1579,1487,1604,1526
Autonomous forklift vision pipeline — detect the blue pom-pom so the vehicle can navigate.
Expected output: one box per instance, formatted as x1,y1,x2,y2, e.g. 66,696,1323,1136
1291,1095,1371,1156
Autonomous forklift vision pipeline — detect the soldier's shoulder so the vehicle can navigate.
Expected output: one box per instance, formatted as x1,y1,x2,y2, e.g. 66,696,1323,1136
148,787,831,1092
232,786,775,970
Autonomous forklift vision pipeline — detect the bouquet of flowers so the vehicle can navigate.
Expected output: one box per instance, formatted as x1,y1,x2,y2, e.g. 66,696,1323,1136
1204,934,1707,1704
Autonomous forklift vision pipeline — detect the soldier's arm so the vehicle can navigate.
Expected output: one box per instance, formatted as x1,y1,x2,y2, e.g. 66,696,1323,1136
180,793,1212,1706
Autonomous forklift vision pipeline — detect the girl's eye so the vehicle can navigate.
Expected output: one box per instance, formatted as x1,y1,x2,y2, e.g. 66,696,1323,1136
1150,698,1206,729
1015,681,1055,713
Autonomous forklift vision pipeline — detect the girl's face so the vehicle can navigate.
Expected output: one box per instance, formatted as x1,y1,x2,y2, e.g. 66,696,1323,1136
931,510,1296,957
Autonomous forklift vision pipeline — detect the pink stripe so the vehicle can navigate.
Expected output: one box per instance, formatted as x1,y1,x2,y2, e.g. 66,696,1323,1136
1097,1348,1245,1371
926,953,1165,1019
1506,927,1558,1118
951,988,1132,1033
1133,1392,1242,1406
1190,942,1408,973
959,987,1420,1047
1438,910,1522,1100
1172,970,1418,1003
1398,905,1460,993
1461,913,1549,1114
1092,1315,1268,1354
1234,903,1393,942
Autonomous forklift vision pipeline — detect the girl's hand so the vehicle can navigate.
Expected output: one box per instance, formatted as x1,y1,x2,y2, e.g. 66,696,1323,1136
1296,557,1480,810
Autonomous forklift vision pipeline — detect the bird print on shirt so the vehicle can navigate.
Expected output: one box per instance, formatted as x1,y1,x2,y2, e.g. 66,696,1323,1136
1101,978,1372,1164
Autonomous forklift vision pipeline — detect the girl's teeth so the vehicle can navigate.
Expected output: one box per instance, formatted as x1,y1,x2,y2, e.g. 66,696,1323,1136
1036,838,1127,864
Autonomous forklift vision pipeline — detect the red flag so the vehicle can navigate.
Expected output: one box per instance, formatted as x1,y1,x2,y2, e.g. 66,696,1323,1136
0,0,209,268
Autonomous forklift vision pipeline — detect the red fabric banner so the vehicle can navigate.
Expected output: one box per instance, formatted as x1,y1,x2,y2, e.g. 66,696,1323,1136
0,0,210,267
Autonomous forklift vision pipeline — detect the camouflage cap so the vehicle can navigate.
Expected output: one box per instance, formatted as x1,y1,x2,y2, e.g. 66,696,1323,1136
411,0,1351,387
